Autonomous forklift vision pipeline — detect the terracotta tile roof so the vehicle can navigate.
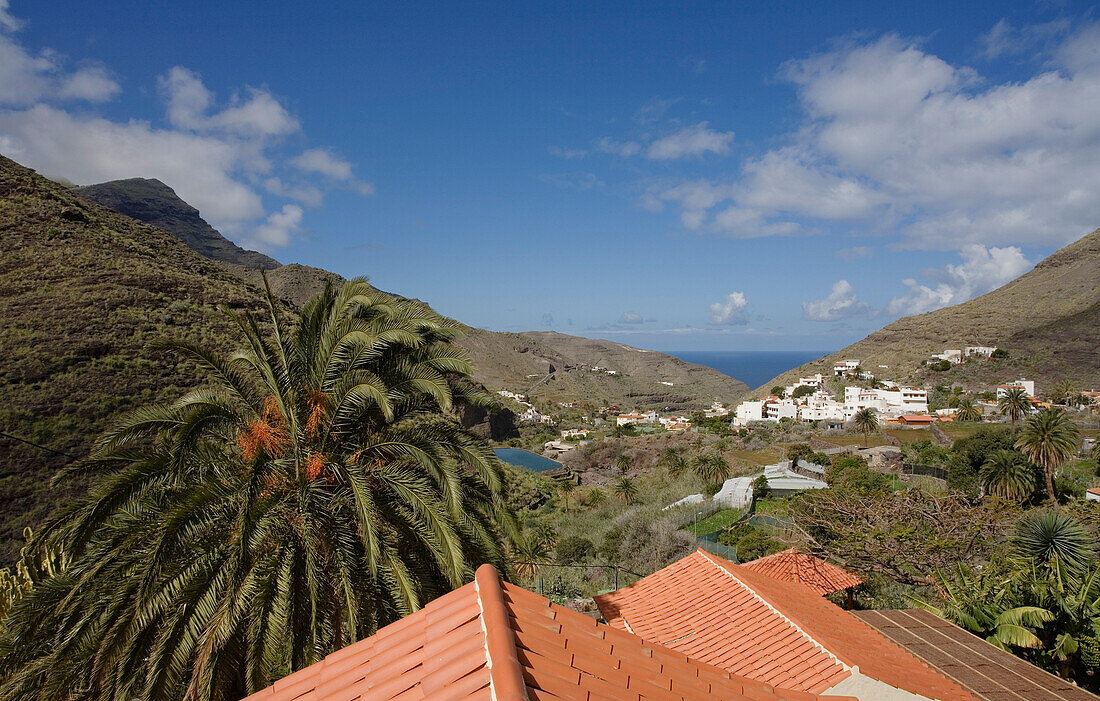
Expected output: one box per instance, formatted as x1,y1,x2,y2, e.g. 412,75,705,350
741,549,863,596
595,550,980,701
854,609,1099,701
241,563,853,701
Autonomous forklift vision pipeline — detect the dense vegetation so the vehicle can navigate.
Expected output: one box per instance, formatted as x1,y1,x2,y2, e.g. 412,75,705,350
0,279,516,701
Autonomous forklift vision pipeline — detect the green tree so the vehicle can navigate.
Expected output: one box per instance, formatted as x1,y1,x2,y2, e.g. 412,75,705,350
613,477,638,505
998,387,1031,427
614,453,635,475
853,407,877,447
657,447,689,478
751,474,772,500
954,398,982,422
1016,409,1080,501
692,451,731,486
791,385,815,399
1050,379,1077,405
980,450,1036,502
770,386,786,398
558,479,577,510
0,279,516,701
555,536,596,564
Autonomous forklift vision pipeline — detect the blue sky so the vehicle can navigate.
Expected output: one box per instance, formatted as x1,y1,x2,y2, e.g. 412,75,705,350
3,1,1099,350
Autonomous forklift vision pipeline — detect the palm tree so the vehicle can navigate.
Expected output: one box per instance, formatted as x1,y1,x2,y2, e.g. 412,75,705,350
853,407,877,447
583,487,607,508
1050,379,1076,405
0,278,517,701
1012,510,1094,576
979,449,1035,501
613,477,638,505
613,453,634,475
998,387,1031,427
1015,409,1079,501
954,398,982,422
557,478,576,510
657,447,689,478
692,451,731,486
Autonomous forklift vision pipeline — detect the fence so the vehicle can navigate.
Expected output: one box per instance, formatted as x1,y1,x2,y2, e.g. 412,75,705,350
900,462,948,480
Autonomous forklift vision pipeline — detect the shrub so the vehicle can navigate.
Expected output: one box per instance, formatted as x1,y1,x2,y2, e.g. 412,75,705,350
556,536,596,564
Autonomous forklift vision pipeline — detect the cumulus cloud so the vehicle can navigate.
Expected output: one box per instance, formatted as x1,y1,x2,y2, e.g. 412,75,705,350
647,122,734,159
0,10,120,106
619,311,644,324
160,66,298,137
0,5,371,248
886,244,1032,316
250,204,303,249
290,147,374,194
650,25,1100,247
801,280,871,321
708,292,749,325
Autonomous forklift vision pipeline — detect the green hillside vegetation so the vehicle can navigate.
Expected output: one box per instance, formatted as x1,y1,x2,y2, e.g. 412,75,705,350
758,228,1100,395
0,156,279,562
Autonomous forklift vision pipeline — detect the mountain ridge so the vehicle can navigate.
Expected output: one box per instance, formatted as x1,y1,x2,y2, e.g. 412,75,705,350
755,228,1100,395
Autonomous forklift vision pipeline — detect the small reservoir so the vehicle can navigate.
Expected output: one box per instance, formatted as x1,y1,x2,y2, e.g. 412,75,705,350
493,448,563,473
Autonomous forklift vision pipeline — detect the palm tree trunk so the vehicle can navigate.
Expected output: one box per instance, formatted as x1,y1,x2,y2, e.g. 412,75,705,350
1045,466,1056,502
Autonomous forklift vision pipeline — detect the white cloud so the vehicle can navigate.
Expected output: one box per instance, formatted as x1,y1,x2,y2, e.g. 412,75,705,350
250,204,303,249
619,311,644,324
594,136,641,157
801,280,871,321
0,0,22,32
708,291,749,325
886,244,1032,315
650,26,1100,248
291,148,352,179
0,5,370,249
647,122,734,159
289,148,375,195
160,66,298,137
0,11,120,107
57,65,121,102
0,104,265,225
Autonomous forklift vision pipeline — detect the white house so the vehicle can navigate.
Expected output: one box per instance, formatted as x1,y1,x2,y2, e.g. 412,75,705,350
997,379,1036,399
732,401,766,427
931,349,963,364
844,386,928,419
833,359,861,376
765,398,798,421
965,346,997,358
705,401,730,417
520,407,554,424
560,429,590,439
1086,488,1100,502
799,391,846,422
616,410,658,426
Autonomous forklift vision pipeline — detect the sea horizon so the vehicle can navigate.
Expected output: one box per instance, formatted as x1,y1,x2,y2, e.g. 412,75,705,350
663,349,832,389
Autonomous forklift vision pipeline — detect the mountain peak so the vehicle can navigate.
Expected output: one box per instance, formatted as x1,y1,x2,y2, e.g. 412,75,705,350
74,178,280,270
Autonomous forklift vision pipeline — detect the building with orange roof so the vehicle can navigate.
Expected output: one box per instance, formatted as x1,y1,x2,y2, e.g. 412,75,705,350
242,563,854,701
742,548,862,604
594,549,980,701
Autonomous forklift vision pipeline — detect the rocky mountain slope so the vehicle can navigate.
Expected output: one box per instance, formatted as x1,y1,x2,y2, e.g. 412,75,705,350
757,228,1100,396
457,330,748,411
74,178,280,269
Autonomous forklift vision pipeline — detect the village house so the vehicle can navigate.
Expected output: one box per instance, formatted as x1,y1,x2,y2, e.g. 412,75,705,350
616,410,658,426
931,349,963,364
833,359,860,375
843,385,928,419
559,428,589,439
964,346,997,358
997,378,1036,398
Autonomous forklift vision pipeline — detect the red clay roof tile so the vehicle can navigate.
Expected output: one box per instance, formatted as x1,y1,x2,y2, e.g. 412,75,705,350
241,563,855,701
741,549,863,596
595,550,980,701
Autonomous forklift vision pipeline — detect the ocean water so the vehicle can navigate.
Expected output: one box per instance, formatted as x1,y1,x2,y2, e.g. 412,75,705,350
664,350,831,389
493,448,563,472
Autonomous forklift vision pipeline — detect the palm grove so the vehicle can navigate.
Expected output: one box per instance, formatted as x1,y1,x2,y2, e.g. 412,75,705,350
0,279,518,701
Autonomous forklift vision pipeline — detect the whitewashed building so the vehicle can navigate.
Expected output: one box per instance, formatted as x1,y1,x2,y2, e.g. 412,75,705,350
997,379,1036,399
